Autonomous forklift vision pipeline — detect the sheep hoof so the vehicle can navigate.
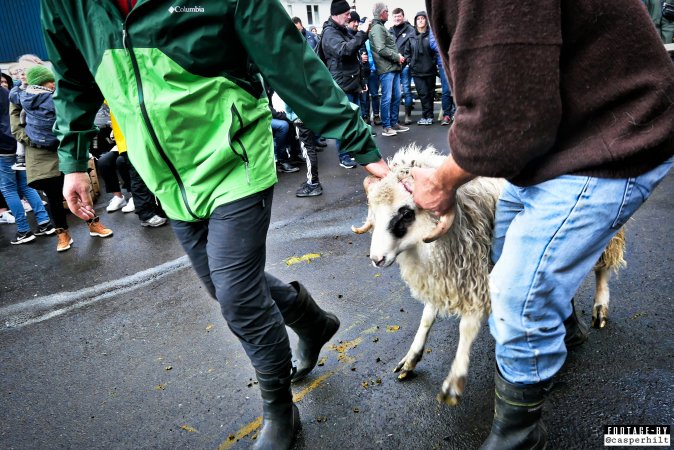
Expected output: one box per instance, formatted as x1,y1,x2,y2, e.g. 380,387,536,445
436,391,461,407
397,370,413,381
591,305,608,329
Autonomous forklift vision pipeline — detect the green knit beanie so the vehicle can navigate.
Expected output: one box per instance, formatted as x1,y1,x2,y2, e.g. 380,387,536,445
26,66,55,86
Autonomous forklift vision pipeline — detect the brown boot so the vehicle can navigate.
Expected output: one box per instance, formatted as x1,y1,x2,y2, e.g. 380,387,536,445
55,228,73,252
87,216,113,238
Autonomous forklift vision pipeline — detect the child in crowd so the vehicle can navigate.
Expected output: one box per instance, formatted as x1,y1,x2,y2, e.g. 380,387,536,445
9,65,114,251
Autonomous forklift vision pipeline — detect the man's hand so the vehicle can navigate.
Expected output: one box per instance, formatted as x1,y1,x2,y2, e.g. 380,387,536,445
364,159,390,179
399,54,406,64
63,172,96,220
405,155,475,215
358,18,372,33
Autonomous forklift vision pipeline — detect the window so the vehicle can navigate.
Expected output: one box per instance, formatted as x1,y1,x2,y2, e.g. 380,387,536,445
306,5,319,25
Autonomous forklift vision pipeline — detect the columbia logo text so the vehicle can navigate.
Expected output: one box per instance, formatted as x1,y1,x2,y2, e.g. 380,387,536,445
168,5,205,14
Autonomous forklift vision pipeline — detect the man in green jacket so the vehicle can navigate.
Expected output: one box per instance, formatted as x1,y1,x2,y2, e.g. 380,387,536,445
369,2,409,137
40,1,388,449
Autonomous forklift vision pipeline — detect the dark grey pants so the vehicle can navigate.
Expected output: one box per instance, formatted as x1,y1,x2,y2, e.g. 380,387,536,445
171,187,297,374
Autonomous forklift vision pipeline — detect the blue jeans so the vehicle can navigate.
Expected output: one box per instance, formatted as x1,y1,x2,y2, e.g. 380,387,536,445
401,66,413,107
336,92,361,156
271,118,290,161
379,71,401,129
489,157,673,384
438,65,456,118
0,154,50,233
360,72,380,119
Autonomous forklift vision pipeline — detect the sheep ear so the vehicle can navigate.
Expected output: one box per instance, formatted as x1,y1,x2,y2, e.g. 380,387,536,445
422,209,456,243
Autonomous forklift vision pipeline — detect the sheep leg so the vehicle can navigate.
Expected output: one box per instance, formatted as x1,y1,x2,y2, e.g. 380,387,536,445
591,267,610,329
591,229,625,329
437,311,483,407
394,303,437,380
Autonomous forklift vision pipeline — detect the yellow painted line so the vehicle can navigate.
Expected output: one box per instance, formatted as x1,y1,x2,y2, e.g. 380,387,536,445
217,417,262,450
216,336,363,448
284,253,321,266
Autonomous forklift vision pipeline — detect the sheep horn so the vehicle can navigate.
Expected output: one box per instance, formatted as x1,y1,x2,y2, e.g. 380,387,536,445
351,219,373,234
362,175,378,193
352,176,378,234
422,210,456,243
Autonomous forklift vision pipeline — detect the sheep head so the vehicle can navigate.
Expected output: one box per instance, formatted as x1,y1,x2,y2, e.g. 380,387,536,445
353,145,454,268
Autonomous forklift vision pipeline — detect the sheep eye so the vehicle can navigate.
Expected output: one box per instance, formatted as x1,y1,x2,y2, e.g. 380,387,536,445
388,206,416,238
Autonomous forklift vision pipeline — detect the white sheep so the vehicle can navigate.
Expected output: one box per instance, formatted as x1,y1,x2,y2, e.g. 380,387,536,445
352,144,625,406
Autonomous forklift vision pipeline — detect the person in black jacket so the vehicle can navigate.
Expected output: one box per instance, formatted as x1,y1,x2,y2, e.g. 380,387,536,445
321,0,372,168
408,11,438,125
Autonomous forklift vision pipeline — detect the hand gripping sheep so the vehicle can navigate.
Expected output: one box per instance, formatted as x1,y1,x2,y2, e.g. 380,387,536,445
352,145,625,406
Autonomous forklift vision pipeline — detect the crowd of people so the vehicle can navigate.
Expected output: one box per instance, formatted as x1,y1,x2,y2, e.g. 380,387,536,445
1,56,170,251
2,1,673,450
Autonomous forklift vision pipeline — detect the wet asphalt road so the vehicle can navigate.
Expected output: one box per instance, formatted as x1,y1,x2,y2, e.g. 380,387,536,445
1,113,673,450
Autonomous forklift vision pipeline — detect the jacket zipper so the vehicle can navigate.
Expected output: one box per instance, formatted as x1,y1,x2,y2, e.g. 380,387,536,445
229,104,251,184
122,21,199,220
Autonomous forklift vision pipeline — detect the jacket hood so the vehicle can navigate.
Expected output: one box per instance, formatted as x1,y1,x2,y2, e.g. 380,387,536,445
323,17,346,32
20,86,54,111
414,11,428,26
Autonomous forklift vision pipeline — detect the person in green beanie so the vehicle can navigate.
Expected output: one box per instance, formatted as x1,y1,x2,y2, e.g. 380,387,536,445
9,64,113,250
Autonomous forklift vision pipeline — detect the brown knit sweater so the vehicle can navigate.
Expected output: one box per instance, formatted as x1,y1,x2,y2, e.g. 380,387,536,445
427,0,674,186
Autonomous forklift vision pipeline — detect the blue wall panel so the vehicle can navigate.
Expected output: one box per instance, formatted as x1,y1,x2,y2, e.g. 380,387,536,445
0,0,49,62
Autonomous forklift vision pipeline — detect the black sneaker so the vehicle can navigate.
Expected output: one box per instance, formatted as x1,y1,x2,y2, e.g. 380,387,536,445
339,155,357,169
10,230,36,245
296,182,323,197
277,161,300,173
35,222,56,236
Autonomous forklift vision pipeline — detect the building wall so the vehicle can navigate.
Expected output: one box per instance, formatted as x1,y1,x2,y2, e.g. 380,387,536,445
282,0,331,33
0,0,48,64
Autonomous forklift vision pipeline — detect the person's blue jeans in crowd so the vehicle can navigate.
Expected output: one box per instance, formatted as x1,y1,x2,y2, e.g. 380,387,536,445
438,65,456,118
336,93,361,163
271,118,290,161
379,71,401,129
401,65,413,107
0,154,51,233
489,157,673,385
360,72,380,121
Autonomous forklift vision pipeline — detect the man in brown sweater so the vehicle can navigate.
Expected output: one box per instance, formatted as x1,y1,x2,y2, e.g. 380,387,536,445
409,1,674,448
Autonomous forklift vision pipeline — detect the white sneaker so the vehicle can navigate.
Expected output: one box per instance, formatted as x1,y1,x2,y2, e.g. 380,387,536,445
106,195,127,212
22,199,31,212
141,214,167,227
0,211,16,224
121,197,135,213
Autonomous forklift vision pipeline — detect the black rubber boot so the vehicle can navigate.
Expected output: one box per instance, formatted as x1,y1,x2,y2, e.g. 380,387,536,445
480,369,552,450
404,105,412,125
252,367,301,450
285,281,340,382
563,297,589,349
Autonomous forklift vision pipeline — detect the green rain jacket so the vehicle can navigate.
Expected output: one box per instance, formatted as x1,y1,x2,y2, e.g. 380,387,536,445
40,0,381,221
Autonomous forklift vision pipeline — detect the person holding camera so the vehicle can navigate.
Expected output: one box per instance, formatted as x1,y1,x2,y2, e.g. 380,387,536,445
321,0,372,169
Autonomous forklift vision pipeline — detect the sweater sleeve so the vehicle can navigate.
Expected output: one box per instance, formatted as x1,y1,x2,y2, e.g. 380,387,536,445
434,0,564,179
234,2,380,164
40,1,103,174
